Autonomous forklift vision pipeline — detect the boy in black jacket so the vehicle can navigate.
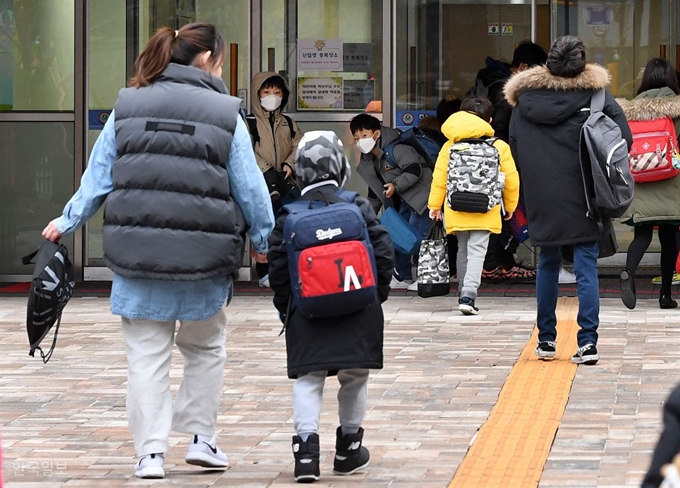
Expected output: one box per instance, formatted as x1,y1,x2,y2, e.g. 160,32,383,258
267,131,394,483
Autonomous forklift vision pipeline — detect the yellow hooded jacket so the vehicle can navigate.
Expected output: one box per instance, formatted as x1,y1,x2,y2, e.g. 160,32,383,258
428,111,519,235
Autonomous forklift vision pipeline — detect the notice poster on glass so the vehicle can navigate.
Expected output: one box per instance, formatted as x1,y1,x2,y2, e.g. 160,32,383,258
343,43,373,73
298,77,344,110
298,39,343,71
343,80,375,110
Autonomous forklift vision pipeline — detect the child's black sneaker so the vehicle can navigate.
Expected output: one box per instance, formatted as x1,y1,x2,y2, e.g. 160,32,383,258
292,433,320,483
458,297,479,315
534,341,556,360
332,427,369,476
572,343,599,365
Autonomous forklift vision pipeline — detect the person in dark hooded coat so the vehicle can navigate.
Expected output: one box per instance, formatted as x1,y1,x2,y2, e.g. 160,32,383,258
267,130,393,483
505,35,632,365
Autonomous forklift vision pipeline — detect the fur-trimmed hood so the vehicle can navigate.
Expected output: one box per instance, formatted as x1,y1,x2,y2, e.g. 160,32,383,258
504,64,610,107
616,88,680,121
503,64,610,126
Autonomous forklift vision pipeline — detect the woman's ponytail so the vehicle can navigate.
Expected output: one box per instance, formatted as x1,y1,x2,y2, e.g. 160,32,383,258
129,27,175,88
128,23,225,88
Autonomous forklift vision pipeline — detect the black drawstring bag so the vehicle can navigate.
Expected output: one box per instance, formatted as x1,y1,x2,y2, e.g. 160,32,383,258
22,241,75,363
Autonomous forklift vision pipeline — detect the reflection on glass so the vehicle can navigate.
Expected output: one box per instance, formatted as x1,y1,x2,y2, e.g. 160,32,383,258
141,0,250,99
396,1,550,111
262,0,285,73
87,1,125,265
0,0,75,111
554,1,671,101
0,123,74,274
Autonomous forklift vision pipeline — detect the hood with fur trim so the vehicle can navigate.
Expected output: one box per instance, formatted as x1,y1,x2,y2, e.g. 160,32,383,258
504,64,610,106
616,87,680,121
503,64,610,125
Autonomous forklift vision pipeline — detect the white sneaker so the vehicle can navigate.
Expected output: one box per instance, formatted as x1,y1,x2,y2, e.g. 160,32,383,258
135,453,165,479
558,267,577,284
449,274,458,283
186,434,229,468
407,279,420,291
259,274,270,288
389,276,414,289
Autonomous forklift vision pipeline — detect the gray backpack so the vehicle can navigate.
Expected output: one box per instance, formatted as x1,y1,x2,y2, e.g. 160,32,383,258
446,137,502,213
579,88,633,220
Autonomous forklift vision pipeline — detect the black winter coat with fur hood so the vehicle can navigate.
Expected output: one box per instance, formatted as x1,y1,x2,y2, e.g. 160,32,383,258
505,64,632,247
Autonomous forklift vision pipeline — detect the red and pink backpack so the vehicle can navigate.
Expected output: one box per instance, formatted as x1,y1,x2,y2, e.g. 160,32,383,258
628,116,680,183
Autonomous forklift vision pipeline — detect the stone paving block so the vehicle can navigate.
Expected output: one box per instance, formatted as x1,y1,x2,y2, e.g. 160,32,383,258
0,296,675,486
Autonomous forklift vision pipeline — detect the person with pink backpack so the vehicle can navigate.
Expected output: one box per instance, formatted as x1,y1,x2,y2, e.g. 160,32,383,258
618,57,680,310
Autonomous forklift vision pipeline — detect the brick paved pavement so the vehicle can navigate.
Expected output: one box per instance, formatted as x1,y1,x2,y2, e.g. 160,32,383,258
0,294,677,487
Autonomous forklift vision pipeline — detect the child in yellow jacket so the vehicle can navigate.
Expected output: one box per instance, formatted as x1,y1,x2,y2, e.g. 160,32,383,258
428,97,519,315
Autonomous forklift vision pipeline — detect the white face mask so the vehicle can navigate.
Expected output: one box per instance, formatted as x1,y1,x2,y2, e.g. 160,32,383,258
357,136,377,154
260,94,283,112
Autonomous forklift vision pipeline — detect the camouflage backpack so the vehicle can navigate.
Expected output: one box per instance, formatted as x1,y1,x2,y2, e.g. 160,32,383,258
446,137,502,213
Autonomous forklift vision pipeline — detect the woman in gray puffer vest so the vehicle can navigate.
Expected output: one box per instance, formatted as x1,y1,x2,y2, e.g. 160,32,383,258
618,58,680,310
42,23,274,479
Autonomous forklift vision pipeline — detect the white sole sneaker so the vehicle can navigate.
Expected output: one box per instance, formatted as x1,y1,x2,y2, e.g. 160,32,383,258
185,451,229,468
135,453,165,479
458,303,479,315
135,466,165,479
186,434,229,468
389,276,413,290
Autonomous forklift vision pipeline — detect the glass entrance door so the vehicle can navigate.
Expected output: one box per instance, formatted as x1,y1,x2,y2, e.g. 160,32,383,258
258,0,385,195
394,0,550,266
394,0,550,122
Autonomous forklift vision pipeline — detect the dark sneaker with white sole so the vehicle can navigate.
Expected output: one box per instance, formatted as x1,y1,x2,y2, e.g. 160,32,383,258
572,344,599,365
535,341,556,360
458,297,479,315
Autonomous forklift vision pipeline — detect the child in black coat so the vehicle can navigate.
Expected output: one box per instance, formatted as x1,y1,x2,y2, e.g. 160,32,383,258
267,131,394,483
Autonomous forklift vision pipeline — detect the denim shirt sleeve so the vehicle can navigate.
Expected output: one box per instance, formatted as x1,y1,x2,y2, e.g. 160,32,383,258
227,117,275,253
54,111,117,236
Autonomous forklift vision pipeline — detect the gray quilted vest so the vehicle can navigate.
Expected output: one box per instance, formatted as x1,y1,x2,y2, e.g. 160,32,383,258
103,63,245,280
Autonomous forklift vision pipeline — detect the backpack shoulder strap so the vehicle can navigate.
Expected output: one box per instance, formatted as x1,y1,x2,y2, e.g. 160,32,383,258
245,114,260,145
382,130,405,169
283,114,295,140
336,190,359,203
590,88,606,114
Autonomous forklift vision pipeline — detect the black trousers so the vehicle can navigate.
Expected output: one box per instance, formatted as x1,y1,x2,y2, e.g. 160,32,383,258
643,384,680,487
625,224,678,297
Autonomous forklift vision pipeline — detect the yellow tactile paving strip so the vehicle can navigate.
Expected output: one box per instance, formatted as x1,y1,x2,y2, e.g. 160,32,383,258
449,296,580,488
